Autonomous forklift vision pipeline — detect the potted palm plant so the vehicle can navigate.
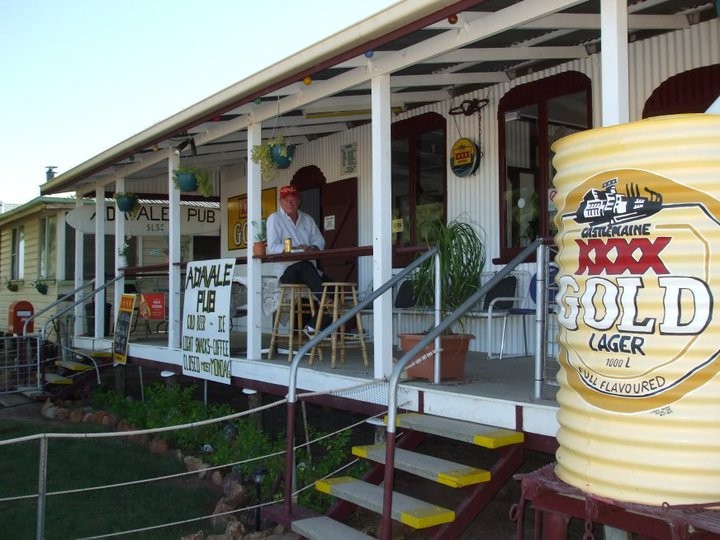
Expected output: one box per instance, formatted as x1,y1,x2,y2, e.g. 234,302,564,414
400,217,487,381
172,165,212,197
250,135,296,181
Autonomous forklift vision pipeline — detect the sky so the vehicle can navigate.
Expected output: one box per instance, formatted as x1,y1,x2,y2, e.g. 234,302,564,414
0,0,398,205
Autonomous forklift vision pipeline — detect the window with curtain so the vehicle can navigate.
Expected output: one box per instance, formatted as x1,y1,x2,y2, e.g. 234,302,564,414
391,112,446,266
497,71,591,262
38,216,57,279
11,225,25,280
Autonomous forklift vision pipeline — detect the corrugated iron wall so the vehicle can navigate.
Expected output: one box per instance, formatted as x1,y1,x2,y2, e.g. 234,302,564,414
221,16,719,353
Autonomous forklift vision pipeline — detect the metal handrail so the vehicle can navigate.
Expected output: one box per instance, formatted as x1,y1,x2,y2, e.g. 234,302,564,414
38,274,125,339
378,237,544,539
22,279,96,337
283,247,437,516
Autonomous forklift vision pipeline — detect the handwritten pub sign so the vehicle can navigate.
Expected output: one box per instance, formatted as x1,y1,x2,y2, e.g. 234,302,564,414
181,258,235,384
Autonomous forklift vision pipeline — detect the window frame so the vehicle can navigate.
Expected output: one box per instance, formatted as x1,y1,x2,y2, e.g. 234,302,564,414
496,71,592,263
391,112,447,266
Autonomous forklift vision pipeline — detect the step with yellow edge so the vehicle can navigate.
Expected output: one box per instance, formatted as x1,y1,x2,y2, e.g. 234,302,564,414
292,516,374,540
353,444,491,488
73,348,112,360
55,359,92,372
45,373,72,385
316,476,454,529
390,413,524,449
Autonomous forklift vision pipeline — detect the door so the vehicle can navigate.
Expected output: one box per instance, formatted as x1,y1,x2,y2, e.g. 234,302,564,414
319,177,358,282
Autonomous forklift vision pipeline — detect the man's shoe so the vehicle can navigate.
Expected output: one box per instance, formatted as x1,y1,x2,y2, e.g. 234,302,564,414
303,325,316,338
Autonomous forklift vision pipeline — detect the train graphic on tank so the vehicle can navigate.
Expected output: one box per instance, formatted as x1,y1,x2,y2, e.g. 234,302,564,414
575,177,664,226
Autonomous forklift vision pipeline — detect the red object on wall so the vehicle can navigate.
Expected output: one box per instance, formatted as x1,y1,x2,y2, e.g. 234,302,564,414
139,293,166,320
9,300,34,334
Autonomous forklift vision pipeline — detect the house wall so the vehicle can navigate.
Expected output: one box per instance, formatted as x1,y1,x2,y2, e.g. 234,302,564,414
219,17,720,352
0,211,61,335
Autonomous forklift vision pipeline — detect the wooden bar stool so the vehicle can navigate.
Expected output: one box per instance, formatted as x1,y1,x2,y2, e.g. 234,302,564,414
308,282,369,368
267,284,315,362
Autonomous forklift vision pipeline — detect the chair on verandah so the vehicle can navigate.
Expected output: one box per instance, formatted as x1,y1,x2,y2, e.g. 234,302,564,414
498,264,559,360
466,273,523,359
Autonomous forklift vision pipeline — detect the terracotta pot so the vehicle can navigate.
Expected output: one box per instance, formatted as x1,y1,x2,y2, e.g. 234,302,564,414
399,333,474,382
252,241,266,257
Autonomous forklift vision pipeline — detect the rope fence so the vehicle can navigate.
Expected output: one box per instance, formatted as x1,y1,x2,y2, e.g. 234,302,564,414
0,379,391,539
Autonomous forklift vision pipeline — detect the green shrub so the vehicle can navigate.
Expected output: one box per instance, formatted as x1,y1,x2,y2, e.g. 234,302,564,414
91,383,364,513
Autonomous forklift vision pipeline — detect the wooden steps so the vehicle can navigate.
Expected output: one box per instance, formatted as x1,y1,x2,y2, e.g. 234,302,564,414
44,373,72,385
392,413,525,448
55,359,92,371
292,411,525,538
291,516,373,540
73,348,112,359
316,477,455,529
353,444,491,488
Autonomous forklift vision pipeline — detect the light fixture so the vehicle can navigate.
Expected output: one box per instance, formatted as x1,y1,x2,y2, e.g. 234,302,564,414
253,466,268,531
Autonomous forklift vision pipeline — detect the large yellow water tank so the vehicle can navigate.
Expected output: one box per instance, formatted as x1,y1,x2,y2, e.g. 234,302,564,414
552,113,720,505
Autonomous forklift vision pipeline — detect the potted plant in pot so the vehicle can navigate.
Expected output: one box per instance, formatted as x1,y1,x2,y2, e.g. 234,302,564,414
399,217,487,381
172,165,212,197
251,219,267,257
250,135,296,181
114,192,139,212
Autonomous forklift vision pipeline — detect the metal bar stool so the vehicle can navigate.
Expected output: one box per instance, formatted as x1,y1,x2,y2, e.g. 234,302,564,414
308,282,369,368
267,284,315,362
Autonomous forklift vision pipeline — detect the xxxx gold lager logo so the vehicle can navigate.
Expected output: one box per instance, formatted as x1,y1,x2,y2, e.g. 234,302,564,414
556,169,720,413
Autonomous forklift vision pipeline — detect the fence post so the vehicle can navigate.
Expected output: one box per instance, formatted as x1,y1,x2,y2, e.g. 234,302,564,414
36,435,48,540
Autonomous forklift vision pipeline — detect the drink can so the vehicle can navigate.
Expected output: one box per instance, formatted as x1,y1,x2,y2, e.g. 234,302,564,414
284,238,292,252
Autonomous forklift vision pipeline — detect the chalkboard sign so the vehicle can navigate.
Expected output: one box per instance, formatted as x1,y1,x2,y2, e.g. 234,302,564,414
113,294,137,365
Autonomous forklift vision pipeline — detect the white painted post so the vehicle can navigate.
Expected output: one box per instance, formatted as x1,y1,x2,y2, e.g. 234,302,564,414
601,0,630,126
168,152,182,348
74,193,84,336
371,72,393,379
94,183,106,337
246,123,263,361
114,176,127,319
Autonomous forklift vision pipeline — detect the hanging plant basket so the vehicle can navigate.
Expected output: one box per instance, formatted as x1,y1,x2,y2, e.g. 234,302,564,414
175,172,198,192
271,143,296,169
34,282,48,295
115,193,139,212
172,166,212,196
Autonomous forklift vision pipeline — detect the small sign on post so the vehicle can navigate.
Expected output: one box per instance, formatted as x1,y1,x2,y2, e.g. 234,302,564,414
113,294,136,365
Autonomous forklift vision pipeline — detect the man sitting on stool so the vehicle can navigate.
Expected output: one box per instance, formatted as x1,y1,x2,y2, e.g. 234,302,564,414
266,184,332,332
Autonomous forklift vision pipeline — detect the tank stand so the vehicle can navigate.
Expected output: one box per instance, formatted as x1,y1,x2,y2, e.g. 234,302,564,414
513,463,720,540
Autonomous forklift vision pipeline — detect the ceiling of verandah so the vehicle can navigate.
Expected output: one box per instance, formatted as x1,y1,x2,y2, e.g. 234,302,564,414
39,0,717,199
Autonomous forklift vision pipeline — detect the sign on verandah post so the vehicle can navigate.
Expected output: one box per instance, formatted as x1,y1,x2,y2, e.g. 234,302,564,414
181,258,235,384
113,294,137,365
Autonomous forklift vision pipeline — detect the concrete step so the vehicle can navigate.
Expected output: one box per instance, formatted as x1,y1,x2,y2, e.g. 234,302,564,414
391,413,524,449
316,476,454,529
55,359,92,372
291,516,373,540
352,444,491,488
